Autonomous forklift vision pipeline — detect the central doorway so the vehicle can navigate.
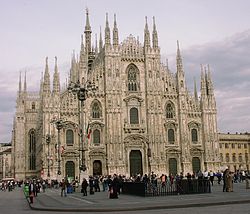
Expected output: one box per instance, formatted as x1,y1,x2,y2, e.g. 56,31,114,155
65,161,75,182
93,160,102,176
129,150,143,177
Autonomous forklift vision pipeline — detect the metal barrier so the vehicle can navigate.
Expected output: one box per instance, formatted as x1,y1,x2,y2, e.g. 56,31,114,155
122,179,211,197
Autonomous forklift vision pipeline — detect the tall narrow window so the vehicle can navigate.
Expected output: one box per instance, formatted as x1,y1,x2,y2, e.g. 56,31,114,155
31,102,35,110
166,103,175,118
93,129,100,145
239,153,243,162
92,102,101,119
66,129,74,145
168,129,175,144
130,107,139,124
29,129,36,170
191,129,198,143
128,66,138,91
232,153,236,162
226,153,230,162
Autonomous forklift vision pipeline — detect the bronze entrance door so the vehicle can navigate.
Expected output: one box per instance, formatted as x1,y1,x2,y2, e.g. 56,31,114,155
169,158,177,175
93,160,102,176
129,150,143,177
192,157,201,173
65,161,75,182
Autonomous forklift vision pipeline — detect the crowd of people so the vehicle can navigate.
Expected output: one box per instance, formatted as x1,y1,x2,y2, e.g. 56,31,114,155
0,169,249,203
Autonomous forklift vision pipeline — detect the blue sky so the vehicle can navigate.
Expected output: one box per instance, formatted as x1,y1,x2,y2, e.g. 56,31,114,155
0,0,250,142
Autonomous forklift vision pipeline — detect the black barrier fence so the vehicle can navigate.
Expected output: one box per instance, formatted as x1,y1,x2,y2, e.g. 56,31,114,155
122,179,211,197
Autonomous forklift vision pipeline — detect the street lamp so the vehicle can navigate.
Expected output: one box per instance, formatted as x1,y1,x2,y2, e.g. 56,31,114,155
68,80,97,173
46,134,51,177
54,119,64,175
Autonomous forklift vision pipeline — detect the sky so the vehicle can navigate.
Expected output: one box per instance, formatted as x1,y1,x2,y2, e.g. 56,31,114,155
0,0,250,143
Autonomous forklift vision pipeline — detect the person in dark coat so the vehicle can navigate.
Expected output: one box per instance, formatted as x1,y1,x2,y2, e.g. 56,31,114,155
81,178,88,196
89,176,95,195
109,174,119,199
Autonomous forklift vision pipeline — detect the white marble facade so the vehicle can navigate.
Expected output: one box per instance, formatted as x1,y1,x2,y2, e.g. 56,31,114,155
11,11,220,181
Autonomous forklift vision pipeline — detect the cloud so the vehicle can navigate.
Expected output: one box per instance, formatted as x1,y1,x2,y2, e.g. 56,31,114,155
181,30,250,133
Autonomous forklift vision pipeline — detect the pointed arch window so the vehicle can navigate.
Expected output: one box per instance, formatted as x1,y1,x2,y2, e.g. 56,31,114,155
66,129,74,146
168,129,175,144
166,103,175,118
92,102,101,119
93,129,100,145
31,102,35,110
29,129,36,170
130,107,139,124
128,65,138,91
191,129,198,143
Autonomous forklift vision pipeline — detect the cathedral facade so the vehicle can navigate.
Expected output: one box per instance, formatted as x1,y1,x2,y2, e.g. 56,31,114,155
11,11,220,181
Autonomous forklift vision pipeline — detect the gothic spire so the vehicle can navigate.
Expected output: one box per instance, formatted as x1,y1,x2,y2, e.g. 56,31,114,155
152,16,158,49
99,26,103,50
105,13,111,46
43,56,51,94
176,40,184,74
24,71,27,92
194,77,198,102
53,56,60,94
200,64,206,96
18,71,22,95
144,16,151,49
84,8,92,54
113,14,119,48
95,33,98,54
207,64,214,95
70,51,77,83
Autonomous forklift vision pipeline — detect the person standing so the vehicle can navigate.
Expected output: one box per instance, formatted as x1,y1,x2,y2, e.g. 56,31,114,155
223,168,229,192
81,178,88,196
60,179,67,197
29,181,35,203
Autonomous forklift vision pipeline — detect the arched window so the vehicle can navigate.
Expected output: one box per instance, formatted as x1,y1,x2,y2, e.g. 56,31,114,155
239,153,243,162
92,102,101,119
232,153,236,162
168,129,175,144
128,65,138,91
191,129,198,143
226,153,230,162
130,107,139,124
66,129,74,145
29,129,36,170
93,129,100,145
31,102,35,110
166,103,175,118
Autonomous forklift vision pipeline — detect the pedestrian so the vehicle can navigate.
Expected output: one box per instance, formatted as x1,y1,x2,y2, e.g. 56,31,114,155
60,179,67,197
209,170,214,186
29,181,35,203
81,178,88,196
223,168,229,192
109,174,119,199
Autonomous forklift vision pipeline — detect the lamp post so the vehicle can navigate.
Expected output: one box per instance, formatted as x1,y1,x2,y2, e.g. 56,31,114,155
46,134,51,177
55,119,64,175
68,80,96,175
